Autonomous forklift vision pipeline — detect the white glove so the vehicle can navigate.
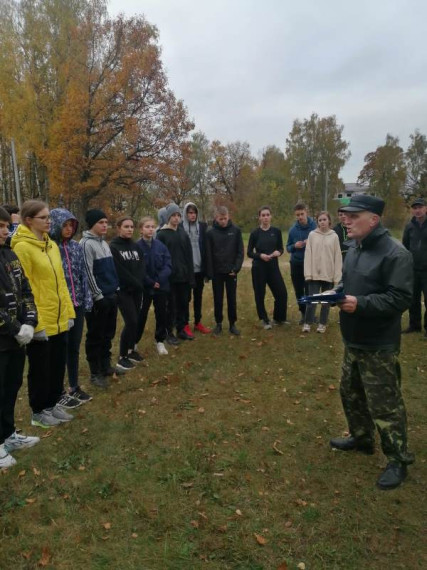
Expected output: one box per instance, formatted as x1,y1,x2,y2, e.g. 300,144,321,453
15,324,35,346
33,329,48,341
68,319,74,330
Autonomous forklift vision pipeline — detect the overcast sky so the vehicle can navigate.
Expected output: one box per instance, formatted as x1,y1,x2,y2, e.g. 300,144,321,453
108,0,427,181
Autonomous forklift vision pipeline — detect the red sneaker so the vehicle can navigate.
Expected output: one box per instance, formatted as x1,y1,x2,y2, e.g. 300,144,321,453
183,324,195,338
194,322,212,334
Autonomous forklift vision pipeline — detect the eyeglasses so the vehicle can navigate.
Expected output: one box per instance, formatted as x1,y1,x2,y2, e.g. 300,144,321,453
33,215,51,221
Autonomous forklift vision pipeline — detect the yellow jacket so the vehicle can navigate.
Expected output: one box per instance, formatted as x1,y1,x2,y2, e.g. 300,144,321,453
11,224,75,335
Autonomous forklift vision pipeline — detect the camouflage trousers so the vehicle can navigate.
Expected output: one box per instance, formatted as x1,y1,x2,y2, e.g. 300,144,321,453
340,347,414,465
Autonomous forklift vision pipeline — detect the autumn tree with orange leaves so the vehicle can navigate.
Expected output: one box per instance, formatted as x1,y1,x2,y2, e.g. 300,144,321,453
0,0,193,221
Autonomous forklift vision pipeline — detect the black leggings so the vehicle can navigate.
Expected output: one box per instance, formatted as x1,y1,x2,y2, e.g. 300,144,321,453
0,349,25,443
118,290,143,357
251,261,287,322
26,332,68,413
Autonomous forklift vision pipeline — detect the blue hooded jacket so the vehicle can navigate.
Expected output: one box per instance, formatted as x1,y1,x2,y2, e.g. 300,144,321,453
286,216,317,265
49,208,93,311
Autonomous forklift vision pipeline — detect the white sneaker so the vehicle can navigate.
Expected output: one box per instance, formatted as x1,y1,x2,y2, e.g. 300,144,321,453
302,324,311,333
0,444,17,469
262,320,272,330
156,342,168,355
51,405,74,422
317,324,327,333
4,431,40,452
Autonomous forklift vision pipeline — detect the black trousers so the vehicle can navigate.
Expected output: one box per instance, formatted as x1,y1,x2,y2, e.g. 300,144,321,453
85,296,118,374
212,273,237,325
136,290,168,343
409,270,427,331
166,282,191,334
66,305,85,390
251,261,288,322
0,348,25,443
186,272,205,325
290,262,308,315
26,333,68,414
118,290,143,357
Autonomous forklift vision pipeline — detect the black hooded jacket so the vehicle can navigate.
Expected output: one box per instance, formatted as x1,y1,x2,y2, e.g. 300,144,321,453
205,220,244,278
0,244,38,351
337,224,413,350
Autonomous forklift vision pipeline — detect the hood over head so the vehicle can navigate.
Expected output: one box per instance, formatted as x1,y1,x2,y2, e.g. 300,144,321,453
182,202,199,232
49,208,78,243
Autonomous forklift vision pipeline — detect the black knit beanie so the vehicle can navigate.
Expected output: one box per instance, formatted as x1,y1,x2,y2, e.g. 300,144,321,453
85,209,107,229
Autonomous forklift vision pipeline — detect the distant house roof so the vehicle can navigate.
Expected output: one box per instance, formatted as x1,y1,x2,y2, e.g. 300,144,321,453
335,182,373,200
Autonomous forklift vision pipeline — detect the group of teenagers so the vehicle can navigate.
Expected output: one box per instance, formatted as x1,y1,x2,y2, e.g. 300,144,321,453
0,197,351,470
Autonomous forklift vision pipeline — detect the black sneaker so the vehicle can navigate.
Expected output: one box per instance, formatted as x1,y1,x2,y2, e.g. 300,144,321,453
166,334,181,346
128,350,144,363
70,387,92,403
90,374,108,389
117,356,135,371
212,323,222,336
57,393,82,409
177,330,194,341
229,324,241,336
376,463,407,490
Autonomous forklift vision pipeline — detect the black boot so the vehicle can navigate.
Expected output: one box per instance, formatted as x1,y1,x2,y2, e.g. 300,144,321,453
229,323,240,336
212,323,222,336
329,436,375,455
376,463,407,490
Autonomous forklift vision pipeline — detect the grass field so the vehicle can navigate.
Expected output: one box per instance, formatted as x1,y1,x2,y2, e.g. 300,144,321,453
1,266,426,569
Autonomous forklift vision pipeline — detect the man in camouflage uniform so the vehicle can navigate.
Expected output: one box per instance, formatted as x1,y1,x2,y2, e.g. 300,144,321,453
329,195,414,490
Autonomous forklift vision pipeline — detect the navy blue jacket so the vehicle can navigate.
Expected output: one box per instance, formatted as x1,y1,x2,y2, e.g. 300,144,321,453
137,238,172,294
286,217,316,264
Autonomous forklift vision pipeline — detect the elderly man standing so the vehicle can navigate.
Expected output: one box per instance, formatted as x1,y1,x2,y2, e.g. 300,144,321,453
402,197,427,336
329,195,415,490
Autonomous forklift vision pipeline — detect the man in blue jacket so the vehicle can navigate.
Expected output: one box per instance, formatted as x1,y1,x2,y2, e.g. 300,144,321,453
286,203,316,322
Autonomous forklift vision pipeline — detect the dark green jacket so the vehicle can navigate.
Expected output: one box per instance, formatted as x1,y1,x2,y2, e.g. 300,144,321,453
337,224,413,350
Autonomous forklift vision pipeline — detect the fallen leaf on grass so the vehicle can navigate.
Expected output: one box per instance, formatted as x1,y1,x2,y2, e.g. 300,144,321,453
131,533,138,538
25,498,36,504
328,384,336,391
273,440,284,455
284,520,292,528
277,563,288,570
41,430,53,439
78,465,85,471
102,522,112,530
198,407,205,413
181,482,193,488
38,546,51,567
235,509,242,516
217,525,228,533
254,533,268,545
32,467,40,476
297,564,306,570
18,470,26,478
21,552,31,560
190,520,199,528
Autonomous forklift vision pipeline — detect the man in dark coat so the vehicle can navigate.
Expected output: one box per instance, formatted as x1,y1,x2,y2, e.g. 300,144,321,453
330,195,414,490
402,197,427,336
